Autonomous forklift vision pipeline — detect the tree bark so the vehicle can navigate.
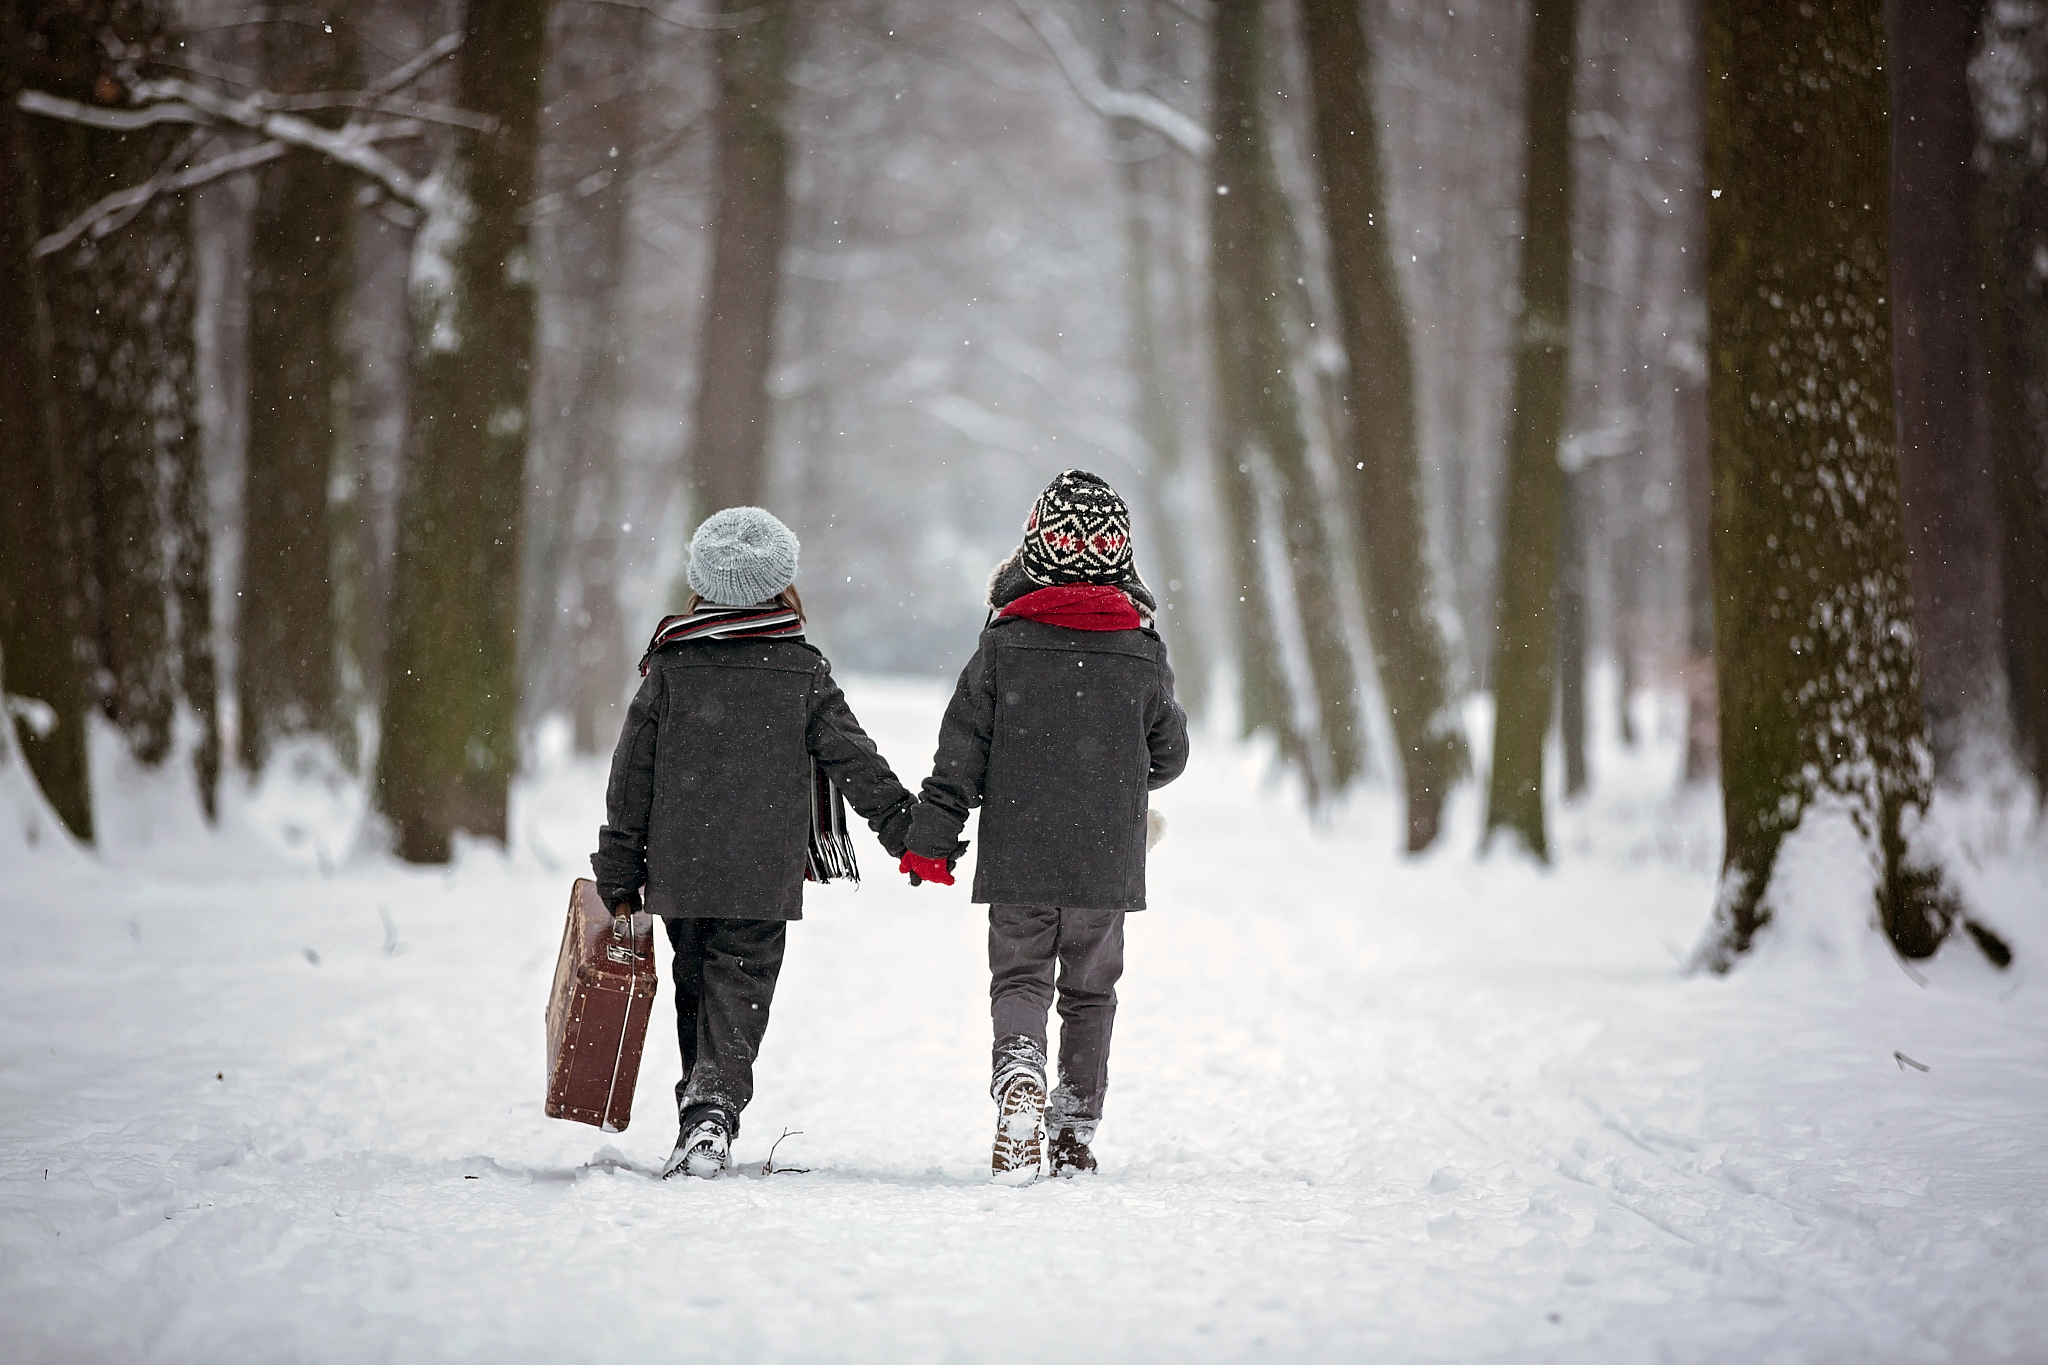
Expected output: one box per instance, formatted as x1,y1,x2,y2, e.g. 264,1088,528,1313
1118,138,1210,715
27,0,217,818
1559,469,1589,797
529,0,648,754
1209,0,1360,790
376,0,551,863
239,8,357,774
1108,2,1209,718
1209,0,1299,755
1301,0,1469,849
565,71,640,756
1698,0,1984,969
1971,4,2048,796
1889,0,2006,782
1484,0,1577,861
1675,0,1715,785
0,0,91,839
689,0,790,513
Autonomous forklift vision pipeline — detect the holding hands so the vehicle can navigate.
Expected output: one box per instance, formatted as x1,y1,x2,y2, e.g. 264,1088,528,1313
898,850,955,887
894,797,968,887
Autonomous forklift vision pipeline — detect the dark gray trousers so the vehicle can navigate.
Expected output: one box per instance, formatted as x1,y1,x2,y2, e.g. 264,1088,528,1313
664,915,787,1139
988,903,1125,1142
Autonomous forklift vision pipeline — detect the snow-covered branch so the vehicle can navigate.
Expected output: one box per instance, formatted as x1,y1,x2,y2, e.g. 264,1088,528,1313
14,90,208,131
272,92,494,134
15,38,476,258
34,122,422,259
1009,0,1208,158
121,77,430,206
363,30,463,97
581,0,765,32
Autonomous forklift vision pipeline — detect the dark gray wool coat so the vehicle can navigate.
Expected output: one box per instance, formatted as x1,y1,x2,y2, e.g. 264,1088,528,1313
591,638,913,920
908,615,1189,910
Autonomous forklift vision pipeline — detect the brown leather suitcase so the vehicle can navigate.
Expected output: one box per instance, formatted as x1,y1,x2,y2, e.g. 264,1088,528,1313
545,879,659,1132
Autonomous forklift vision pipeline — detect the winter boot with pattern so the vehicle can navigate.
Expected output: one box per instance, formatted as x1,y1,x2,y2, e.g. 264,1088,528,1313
1049,1127,1097,1177
662,1115,730,1180
990,1073,1046,1185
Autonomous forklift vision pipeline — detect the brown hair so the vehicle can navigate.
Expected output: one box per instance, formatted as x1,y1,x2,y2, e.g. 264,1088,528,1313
686,585,805,622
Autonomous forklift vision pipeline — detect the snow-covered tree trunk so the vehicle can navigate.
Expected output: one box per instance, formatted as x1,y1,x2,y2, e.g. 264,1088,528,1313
1971,1,2048,798
239,9,357,774
1889,0,2007,785
689,0,791,513
0,0,91,841
1696,0,1988,969
1209,0,1361,794
1301,0,1469,850
376,0,550,864
1484,0,1577,860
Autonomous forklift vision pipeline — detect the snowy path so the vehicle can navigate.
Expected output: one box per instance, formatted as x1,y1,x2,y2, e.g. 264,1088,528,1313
4,678,2046,1363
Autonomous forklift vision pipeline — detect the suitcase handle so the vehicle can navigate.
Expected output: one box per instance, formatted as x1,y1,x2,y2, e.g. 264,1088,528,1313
605,908,645,964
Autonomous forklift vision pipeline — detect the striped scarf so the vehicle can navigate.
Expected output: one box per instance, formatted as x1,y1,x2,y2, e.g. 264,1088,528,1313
637,604,805,673
636,604,860,885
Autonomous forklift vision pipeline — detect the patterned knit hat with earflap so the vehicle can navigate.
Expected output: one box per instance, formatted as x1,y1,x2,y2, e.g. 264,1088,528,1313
1019,469,1133,586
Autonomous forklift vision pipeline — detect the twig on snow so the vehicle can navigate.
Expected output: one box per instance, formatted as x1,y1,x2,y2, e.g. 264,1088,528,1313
763,1129,809,1174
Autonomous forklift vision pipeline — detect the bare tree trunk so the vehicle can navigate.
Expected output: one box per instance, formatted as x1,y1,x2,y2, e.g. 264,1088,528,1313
239,8,357,773
376,0,551,863
567,8,644,755
1971,4,2048,796
1301,0,1469,849
28,0,217,818
1679,332,1716,781
1108,3,1209,717
0,0,91,839
1210,0,1298,754
1673,0,1716,786
690,0,790,513
1697,0,1998,970
1559,470,1589,797
1484,0,1578,860
1890,0,2007,783
1209,0,1359,788
515,0,651,750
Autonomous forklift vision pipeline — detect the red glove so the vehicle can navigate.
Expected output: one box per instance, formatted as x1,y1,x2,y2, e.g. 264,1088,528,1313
899,851,955,887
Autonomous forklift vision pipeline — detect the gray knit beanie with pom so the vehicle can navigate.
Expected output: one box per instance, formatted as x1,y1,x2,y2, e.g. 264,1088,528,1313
686,506,800,606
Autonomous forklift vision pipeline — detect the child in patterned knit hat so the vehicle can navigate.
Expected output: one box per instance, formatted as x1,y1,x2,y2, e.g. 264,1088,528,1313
902,469,1190,1183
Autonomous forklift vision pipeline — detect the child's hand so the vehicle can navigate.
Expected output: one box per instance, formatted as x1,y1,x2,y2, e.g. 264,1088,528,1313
898,851,955,887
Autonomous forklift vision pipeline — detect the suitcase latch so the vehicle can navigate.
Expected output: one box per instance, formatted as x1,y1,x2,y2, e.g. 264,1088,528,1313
606,911,642,963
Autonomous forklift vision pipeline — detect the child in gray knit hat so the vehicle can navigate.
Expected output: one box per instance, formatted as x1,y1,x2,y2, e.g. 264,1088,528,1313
593,505,916,1179
686,505,802,607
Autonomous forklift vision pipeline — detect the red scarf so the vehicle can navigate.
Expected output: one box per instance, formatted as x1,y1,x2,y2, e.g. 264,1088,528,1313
998,584,1142,631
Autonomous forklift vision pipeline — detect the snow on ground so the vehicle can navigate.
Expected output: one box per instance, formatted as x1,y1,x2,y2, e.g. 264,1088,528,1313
3,677,2046,1363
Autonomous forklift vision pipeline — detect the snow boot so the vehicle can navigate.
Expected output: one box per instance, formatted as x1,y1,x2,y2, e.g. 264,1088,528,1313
662,1116,730,1180
990,1073,1046,1185
1049,1127,1096,1177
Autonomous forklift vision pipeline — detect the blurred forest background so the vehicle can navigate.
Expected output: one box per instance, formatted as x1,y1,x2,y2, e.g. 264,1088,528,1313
1,0,2042,969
